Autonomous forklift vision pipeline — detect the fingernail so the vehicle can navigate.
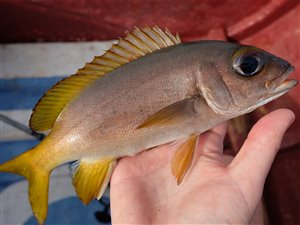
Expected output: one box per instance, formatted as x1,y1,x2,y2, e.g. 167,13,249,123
288,115,296,127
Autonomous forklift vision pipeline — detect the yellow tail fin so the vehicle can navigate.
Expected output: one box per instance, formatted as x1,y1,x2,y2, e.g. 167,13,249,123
0,147,50,225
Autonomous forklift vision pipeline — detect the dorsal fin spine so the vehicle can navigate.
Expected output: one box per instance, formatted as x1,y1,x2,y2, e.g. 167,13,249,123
175,33,181,43
165,28,179,44
84,64,113,71
132,28,160,51
151,27,169,47
110,45,137,60
153,26,173,46
140,29,161,49
118,39,145,56
141,27,166,48
93,57,121,67
104,51,130,64
77,70,106,75
126,33,152,53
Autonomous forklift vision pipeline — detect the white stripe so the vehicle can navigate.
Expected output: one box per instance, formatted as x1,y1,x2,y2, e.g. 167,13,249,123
0,110,34,141
2,41,115,78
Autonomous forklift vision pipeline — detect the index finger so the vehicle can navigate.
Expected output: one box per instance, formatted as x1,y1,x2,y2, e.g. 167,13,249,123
228,109,295,210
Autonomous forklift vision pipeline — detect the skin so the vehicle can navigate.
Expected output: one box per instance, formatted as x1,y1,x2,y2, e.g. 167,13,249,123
110,108,295,224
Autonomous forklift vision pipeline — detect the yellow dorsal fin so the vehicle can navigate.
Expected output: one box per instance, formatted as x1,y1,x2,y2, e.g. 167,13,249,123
29,74,100,131
30,26,181,131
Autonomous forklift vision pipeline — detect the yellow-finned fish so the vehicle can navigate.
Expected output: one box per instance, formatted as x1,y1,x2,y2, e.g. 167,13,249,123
0,26,297,224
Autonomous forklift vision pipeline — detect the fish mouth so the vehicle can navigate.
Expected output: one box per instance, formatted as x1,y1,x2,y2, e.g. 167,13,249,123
266,65,298,94
241,65,297,115
272,78,298,93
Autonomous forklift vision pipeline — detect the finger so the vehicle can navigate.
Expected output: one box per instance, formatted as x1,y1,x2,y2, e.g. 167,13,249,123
196,122,228,156
228,109,295,209
211,121,229,139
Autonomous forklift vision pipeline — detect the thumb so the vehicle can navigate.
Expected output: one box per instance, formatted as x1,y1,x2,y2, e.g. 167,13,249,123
228,109,295,210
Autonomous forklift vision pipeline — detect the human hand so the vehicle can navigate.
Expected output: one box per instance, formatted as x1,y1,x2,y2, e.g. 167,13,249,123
110,109,295,224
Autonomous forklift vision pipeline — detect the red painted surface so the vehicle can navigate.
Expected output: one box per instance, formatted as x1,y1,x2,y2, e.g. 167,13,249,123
227,0,297,40
264,145,300,225
0,0,300,223
0,0,271,42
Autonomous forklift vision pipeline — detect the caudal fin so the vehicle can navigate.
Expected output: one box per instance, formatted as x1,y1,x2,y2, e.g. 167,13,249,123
0,147,50,225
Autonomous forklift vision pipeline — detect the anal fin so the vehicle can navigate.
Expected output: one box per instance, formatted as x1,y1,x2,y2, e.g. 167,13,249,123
71,158,116,205
171,135,198,184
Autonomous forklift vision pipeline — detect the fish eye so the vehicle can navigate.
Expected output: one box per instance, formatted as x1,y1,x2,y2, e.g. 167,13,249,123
232,53,264,77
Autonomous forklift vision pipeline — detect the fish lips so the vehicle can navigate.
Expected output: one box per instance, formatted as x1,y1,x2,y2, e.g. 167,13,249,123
244,66,297,114
266,65,298,95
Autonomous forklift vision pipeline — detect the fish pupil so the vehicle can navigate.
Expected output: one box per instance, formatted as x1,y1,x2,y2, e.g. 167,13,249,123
240,56,259,75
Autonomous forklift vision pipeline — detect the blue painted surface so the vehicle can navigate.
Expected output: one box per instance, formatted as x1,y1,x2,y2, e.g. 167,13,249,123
0,76,64,110
0,139,39,191
0,139,39,163
24,197,111,225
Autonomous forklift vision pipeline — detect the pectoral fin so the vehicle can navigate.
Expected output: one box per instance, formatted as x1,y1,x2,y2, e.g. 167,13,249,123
71,158,116,205
137,97,198,129
171,135,198,184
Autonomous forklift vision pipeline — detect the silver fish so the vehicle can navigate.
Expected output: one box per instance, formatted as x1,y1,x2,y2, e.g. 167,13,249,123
0,26,297,225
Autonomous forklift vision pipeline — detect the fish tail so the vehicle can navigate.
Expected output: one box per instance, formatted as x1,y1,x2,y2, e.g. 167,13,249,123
0,145,51,225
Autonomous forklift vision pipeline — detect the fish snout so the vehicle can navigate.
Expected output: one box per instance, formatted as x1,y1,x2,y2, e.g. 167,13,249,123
265,64,297,94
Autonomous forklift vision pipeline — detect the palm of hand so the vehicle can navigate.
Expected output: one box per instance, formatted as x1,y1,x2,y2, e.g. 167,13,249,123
110,109,294,224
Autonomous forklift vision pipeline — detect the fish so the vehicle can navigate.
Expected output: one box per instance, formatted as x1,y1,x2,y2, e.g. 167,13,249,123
0,26,297,225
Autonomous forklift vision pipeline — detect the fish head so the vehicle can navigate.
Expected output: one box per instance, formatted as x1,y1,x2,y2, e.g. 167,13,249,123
196,42,297,116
